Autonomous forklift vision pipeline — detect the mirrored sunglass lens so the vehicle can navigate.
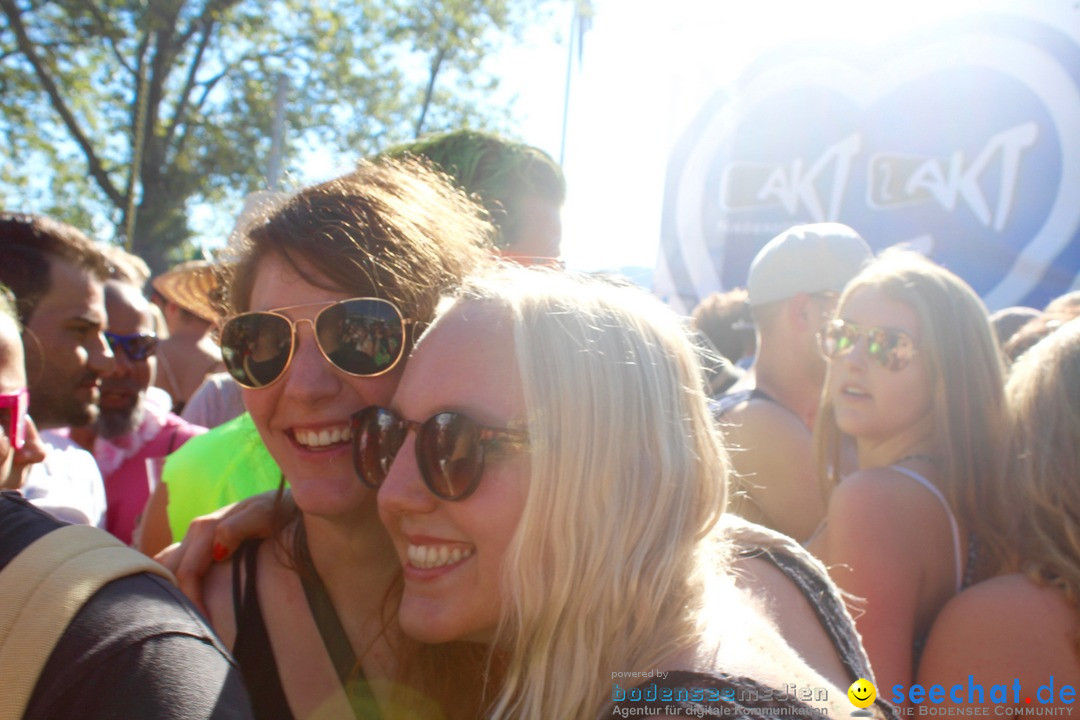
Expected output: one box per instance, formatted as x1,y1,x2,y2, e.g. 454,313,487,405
825,322,863,357
221,314,293,387
865,329,898,368
886,334,912,370
821,324,847,358
112,334,156,360
317,299,405,376
419,413,480,499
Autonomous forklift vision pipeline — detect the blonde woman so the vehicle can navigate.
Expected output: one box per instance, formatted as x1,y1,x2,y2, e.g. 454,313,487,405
808,251,1008,700
368,267,856,718
917,318,1080,712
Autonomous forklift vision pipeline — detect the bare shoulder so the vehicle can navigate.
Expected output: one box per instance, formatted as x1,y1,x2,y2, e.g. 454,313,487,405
722,400,820,539
826,466,942,524
814,469,934,584
824,468,921,527
928,573,1073,641
918,573,1080,689
723,396,808,441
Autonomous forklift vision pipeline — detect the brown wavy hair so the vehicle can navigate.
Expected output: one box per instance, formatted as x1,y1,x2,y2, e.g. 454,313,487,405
224,156,494,324
814,250,1009,579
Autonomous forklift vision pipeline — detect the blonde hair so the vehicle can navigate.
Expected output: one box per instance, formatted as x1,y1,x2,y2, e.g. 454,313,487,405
442,266,729,719
814,250,1008,576
1003,319,1080,611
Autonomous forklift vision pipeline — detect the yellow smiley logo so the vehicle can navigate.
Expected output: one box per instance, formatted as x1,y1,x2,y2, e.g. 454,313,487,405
847,678,876,708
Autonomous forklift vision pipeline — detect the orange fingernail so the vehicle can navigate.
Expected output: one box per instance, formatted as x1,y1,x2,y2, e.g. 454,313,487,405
212,543,228,562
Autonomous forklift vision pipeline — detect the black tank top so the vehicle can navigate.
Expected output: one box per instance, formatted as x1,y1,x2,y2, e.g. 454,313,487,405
232,539,295,720
230,540,384,720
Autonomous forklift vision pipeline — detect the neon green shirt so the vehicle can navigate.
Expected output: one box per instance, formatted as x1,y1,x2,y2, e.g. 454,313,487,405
163,412,283,541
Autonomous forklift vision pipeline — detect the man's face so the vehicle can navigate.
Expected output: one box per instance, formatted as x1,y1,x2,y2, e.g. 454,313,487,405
22,257,113,429
97,281,155,439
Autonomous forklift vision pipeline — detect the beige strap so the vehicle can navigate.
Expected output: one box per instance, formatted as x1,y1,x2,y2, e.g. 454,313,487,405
0,525,177,720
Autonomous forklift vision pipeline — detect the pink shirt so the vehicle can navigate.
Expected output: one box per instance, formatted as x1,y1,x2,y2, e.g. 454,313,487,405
101,413,205,544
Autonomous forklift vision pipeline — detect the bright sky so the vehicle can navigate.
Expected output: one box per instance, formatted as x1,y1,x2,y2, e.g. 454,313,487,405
247,0,1013,277
497,0,993,274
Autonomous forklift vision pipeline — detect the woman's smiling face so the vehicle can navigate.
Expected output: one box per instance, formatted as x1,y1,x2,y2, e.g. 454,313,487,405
376,302,529,645
241,252,403,520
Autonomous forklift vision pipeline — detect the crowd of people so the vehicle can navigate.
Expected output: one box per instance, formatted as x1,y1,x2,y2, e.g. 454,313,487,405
1,128,1078,719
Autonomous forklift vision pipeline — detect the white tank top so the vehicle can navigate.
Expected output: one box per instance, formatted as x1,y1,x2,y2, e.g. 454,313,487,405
890,465,963,594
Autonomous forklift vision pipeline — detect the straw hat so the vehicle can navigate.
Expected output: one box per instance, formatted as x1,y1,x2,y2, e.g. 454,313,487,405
151,260,223,323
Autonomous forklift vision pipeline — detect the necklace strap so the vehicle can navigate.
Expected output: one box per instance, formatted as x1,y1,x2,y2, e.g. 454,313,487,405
296,523,378,719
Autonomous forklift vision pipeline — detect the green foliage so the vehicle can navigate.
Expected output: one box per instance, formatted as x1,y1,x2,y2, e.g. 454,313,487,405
0,0,555,272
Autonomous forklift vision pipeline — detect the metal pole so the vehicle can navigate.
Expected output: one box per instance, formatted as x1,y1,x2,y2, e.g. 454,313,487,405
558,7,577,167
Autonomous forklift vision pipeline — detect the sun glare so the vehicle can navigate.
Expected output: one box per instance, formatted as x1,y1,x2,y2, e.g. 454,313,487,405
556,0,1003,274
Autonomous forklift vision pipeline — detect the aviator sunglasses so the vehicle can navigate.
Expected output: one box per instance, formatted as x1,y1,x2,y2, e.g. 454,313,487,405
105,331,158,361
818,318,918,371
0,387,28,450
220,298,412,389
351,405,529,501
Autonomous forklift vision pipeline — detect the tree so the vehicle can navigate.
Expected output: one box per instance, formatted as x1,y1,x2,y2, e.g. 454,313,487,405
0,0,554,271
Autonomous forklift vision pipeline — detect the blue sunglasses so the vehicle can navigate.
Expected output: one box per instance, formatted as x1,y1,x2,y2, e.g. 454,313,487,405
105,331,159,361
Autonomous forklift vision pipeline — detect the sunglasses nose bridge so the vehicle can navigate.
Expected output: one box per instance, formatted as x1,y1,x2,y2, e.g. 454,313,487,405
292,316,316,334
296,315,347,365
271,317,343,397
287,316,321,360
